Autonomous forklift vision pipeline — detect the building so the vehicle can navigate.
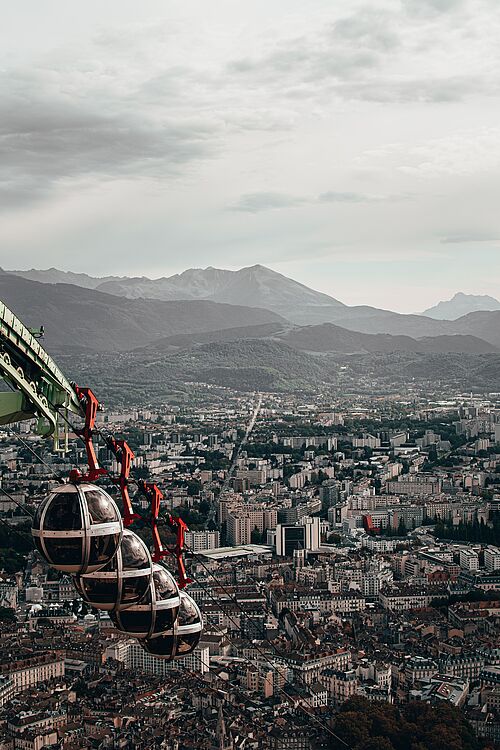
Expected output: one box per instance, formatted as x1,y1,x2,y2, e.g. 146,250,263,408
409,674,469,707
105,639,210,675
484,546,500,572
226,507,277,546
281,650,351,686
0,654,65,696
379,586,437,612
275,517,321,557
321,668,358,706
402,657,438,686
459,548,479,571
185,530,220,553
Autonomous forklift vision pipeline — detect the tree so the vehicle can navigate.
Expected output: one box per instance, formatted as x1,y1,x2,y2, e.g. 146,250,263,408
0,606,15,622
359,740,394,750
251,526,263,544
397,518,407,537
328,698,479,750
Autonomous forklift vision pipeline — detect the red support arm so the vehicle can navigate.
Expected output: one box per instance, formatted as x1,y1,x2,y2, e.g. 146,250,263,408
106,437,140,527
69,386,192,589
138,480,192,589
70,385,107,483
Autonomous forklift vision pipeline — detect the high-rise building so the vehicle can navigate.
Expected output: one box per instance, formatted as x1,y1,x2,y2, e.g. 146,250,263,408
459,548,479,571
226,507,277,546
185,530,220,553
275,517,321,557
484,546,500,572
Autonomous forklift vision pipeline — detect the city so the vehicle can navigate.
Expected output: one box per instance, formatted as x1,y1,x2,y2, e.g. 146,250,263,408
1,384,499,748
1,0,499,747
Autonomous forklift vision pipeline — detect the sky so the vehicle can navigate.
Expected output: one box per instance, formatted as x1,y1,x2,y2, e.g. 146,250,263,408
0,0,499,312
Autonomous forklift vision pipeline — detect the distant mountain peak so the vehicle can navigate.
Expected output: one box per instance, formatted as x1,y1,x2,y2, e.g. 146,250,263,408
6,264,345,321
421,292,500,320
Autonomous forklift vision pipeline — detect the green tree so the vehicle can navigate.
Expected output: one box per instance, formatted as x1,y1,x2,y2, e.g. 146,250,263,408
0,606,15,622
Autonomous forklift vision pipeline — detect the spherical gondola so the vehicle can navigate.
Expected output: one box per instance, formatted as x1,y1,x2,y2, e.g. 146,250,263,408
73,529,152,611
141,590,203,660
32,483,123,574
110,562,180,639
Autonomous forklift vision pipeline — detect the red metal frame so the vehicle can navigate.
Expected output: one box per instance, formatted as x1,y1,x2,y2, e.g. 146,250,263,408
106,437,140,527
70,386,107,483
138,480,192,589
69,383,192,589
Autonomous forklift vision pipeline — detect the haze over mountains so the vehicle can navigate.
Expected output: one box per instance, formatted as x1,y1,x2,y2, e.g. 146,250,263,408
421,292,500,320
2,266,499,397
1,266,499,352
6,264,499,331
0,274,285,352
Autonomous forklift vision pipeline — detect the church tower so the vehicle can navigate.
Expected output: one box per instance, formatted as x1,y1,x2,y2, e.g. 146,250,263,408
216,705,233,750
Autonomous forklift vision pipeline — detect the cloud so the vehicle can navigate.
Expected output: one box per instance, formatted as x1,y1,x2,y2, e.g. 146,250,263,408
228,44,380,86
402,0,465,16
230,190,401,213
441,232,500,243
333,75,483,103
226,12,393,88
0,69,220,209
223,4,499,107
229,192,305,213
356,128,500,178
319,191,373,203
331,10,401,51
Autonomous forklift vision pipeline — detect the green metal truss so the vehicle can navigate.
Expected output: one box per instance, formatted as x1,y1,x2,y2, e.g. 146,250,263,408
0,300,83,451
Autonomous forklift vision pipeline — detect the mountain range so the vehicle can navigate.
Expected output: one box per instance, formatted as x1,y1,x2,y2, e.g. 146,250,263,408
6,264,345,325
1,266,499,397
1,268,499,353
0,274,284,352
421,292,500,320
6,264,499,332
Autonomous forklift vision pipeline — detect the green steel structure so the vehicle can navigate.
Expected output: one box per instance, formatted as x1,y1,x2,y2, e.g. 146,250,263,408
0,300,83,450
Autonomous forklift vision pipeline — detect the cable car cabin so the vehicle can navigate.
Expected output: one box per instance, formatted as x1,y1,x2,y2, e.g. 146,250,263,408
142,590,203,661
73,529,152,611
32,483,123,574
110,562,180,639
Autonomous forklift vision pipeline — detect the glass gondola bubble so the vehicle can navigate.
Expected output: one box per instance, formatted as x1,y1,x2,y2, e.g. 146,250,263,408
31,483,123,575
73,529,152,611
141,590,203,660
110,562,180,639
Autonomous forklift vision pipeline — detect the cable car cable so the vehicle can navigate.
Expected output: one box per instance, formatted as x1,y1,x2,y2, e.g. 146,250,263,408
186,567,351,748
188,545,347,717
0,485,34,517
186,548,353,747
3,424,347,744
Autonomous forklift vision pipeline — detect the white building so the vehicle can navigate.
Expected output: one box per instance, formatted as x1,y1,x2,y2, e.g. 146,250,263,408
105,638,209,675
275,516,321,557
459,548,479,571
185,530,220,553
0,655,65,697
484,546,500,572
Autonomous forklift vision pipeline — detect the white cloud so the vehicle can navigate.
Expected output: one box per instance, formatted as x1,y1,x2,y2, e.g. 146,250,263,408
0,0,498,311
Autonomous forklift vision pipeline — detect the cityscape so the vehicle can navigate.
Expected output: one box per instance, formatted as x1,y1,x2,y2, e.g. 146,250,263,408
1,0,500,747
0,355,499,748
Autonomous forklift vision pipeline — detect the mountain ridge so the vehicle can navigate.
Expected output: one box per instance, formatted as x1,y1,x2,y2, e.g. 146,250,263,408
139,321,498,355
0,273,285,352
421,291,500,320
5,264,347,324
4,265,500,345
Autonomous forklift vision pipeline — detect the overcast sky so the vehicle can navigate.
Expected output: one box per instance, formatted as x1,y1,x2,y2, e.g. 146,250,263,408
0,0,499,312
